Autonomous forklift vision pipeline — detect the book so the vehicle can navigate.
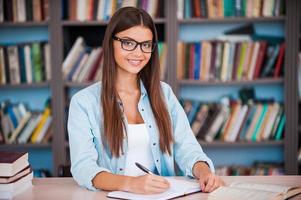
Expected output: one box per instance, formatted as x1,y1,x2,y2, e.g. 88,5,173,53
0,152,28,177
0,170,33,199
30,107,51,143
0,166,31,184
208,182,301,200
31,42,44,82
17,113,42,143
7,45,21,84
107,177,201,200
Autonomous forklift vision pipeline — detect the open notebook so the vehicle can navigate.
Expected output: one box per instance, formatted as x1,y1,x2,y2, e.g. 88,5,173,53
208,182,301,200
107,177,201,200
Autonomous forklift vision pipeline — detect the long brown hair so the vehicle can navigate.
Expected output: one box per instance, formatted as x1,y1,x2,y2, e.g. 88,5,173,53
101,7,173,157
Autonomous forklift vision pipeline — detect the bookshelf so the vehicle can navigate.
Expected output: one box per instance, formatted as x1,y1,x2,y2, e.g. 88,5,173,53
297,0,301,175
284,0,300,175
0,1,52,175
0,143,52,151
0,21,49,27
178,16,285,24
0,82,50,89
198,140,284,148
179,78,284,86
1,0,300,176
169,0,299,175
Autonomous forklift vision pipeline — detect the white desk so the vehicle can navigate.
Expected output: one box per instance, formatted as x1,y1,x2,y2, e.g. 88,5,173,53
15,176,301,200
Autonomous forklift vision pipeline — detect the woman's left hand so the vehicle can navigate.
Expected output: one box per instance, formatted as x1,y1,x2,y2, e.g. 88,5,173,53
198,172,225,192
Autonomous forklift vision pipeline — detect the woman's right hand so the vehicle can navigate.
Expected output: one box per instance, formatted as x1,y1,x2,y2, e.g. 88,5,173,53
127,174,170,194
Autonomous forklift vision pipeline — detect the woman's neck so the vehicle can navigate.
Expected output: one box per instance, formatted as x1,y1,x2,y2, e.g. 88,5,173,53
116,72,139,94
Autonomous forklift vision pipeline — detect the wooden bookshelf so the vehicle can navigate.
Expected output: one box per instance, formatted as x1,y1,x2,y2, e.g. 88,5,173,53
62,21,108,26
64,81,96,88
0,143,52,151
199,140,284,148
62,18,166,27
65,141,69,148
172,1,300,176
2,0,298,176
0,21,49,27
178,16,285,24
0,82,50,89
179,78,284,86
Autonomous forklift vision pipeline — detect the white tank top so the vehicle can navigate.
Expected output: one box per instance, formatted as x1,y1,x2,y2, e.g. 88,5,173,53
124,124,156,176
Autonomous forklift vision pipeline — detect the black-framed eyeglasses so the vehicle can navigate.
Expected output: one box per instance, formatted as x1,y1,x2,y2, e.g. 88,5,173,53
112,36,156,53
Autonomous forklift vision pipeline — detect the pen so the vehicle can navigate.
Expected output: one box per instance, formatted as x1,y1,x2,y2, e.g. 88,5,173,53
135,162,153,175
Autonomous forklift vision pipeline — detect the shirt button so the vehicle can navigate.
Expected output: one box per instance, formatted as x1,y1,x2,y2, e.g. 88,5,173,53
156,160,159,162
119,168,123,171
149,125,152,128
153,143,156,146
141,108,144,111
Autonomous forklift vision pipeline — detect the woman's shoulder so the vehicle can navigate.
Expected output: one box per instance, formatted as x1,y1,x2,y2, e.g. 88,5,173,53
160,81,174,98
71,81,101,104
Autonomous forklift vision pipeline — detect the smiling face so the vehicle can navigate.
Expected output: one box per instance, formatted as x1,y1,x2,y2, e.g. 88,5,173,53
113,25,153,77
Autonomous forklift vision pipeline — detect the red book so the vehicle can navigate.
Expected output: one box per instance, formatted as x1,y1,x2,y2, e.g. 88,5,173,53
87,48,103,81
273,43,285,78
253,41,268,79
69,0,77,21
193,0,201,17
87,0,94,21
41,0,49,21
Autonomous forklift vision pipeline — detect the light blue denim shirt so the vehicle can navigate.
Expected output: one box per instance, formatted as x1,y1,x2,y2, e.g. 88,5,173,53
68,81,214,191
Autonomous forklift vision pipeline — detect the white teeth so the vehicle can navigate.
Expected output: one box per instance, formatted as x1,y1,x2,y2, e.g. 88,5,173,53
128,59,142,66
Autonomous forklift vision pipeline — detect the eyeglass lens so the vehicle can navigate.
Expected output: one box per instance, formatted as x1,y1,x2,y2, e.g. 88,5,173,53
121,40,154,53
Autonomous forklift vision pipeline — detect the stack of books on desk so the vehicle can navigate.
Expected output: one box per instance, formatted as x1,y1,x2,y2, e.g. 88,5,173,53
0,152,33,199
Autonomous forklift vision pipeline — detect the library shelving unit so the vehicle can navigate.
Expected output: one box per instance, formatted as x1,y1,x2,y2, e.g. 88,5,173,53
166,0,300,175
284,0,301,175
3,0,296,176
298,1,301,175
0,20,52,171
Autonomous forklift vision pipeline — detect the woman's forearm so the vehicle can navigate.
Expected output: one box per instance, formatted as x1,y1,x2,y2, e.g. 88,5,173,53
92,171,133,191
92,171,170,194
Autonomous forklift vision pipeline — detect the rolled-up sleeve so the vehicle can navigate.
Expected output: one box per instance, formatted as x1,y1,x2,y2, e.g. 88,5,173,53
68,93,111,191
162,83,215,177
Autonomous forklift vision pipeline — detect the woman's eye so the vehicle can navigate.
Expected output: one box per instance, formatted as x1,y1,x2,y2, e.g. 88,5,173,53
123,41,135,46
143,43,152,48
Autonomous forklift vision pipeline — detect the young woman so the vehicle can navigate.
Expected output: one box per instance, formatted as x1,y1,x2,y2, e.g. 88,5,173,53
68,7,224,194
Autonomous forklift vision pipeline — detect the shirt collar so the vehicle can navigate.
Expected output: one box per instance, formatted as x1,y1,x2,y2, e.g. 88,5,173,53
139,79,147,98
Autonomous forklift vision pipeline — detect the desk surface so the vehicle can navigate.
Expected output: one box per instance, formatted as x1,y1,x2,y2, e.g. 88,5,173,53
16,176,301,200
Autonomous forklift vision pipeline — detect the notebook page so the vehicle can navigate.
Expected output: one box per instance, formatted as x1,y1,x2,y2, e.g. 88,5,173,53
230,182,291,193
208,186,277,200
166,177,201,194
107,177,201,200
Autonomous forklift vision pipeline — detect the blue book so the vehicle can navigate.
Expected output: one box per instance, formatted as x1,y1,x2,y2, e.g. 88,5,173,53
184,0,191,19
6,105,18,129
18,46,27,83
187,101,201,124
275,114,285,140
251,103,268,141
193,43,201,80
